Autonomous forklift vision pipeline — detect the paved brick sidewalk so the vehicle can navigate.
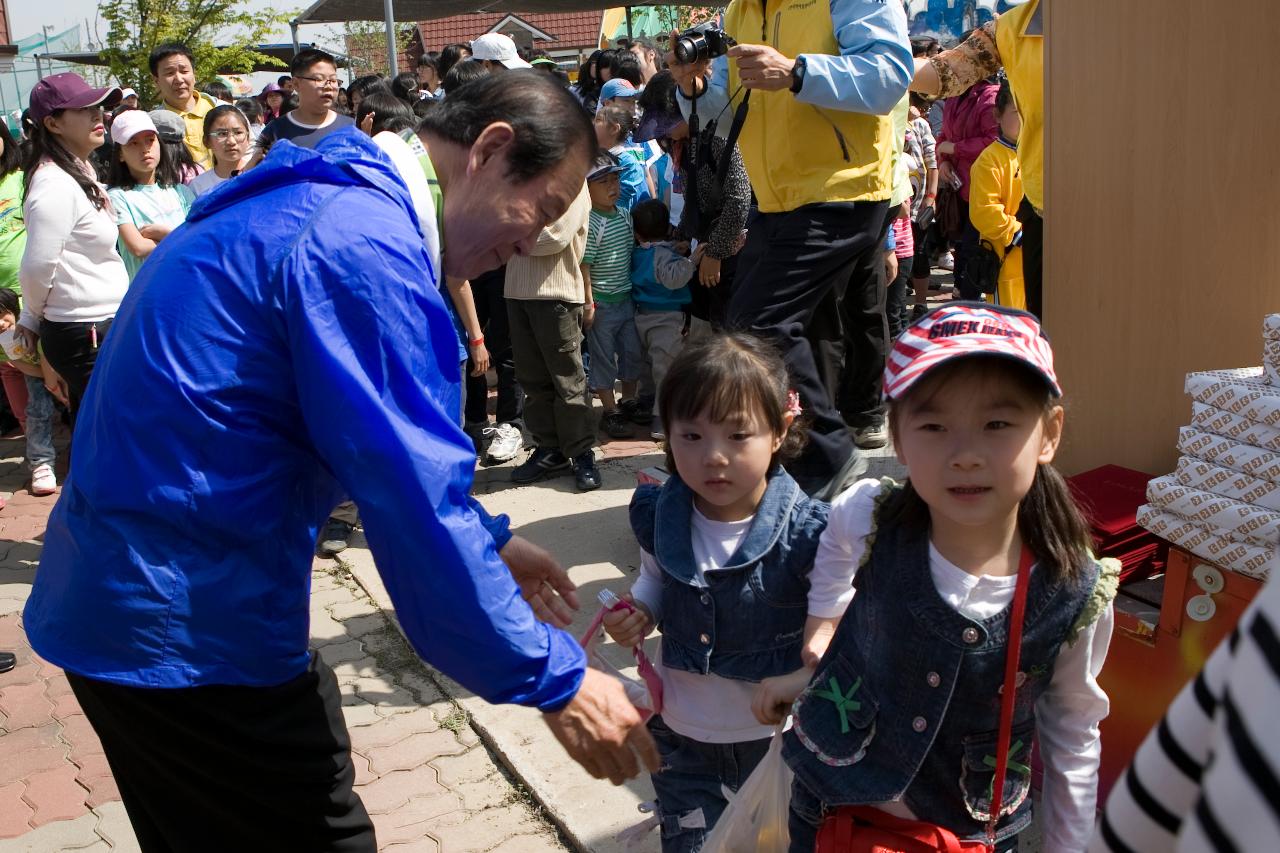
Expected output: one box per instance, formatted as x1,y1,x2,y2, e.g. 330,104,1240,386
0,436,567,853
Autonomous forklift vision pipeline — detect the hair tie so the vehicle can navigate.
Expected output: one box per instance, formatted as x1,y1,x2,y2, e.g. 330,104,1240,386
786,390,803,418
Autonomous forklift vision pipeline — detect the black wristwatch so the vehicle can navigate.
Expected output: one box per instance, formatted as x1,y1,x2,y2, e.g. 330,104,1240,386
790,56,807,94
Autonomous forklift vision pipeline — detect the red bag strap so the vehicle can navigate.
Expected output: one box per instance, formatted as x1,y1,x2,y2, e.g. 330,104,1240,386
985,546,1035,848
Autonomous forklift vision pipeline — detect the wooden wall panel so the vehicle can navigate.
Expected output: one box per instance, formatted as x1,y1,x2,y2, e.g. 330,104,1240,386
1044,0,1280,475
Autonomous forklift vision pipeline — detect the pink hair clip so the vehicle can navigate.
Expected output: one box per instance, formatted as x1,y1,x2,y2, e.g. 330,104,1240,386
786,390,803,418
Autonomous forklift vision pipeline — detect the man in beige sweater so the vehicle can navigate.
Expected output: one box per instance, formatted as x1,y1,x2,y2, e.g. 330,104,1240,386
506,182,599,491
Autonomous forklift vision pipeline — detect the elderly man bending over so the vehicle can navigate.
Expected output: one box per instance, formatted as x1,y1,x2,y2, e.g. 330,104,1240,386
23,72,655,852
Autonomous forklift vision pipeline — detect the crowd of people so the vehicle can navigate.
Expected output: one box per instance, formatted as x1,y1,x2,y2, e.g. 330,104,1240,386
1,1,1268,852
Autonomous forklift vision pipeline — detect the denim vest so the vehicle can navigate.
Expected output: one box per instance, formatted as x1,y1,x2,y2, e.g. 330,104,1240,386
630,468,829,682
782,512,1101,843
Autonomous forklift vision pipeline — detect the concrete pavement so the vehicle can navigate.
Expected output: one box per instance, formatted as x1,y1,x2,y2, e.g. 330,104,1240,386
0,433,569,852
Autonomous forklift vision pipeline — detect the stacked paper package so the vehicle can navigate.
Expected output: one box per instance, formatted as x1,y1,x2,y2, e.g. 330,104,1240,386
1135,317,1280,580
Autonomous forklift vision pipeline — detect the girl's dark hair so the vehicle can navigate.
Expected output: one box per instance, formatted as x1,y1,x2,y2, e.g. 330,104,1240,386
659,333,806,475
203,104,249,138
109,127,181,189
577,50,605,96
161,137,198,181
412,97,435,120
441,60,488,95
21,114,109,210
391,72,420,103
910,36,939,58
347,75,391,110
597,48,620,77
234,97,263,123
637,70,677,117
995,80,1015,116
596,104,635,143
438,44,472,80
356,91,415,135
0,287,19,318
201,80,232,103
420,71,594,183
883,357,1092,583
611,55,644,87
279,92,299,117
0,121,19,178
418,51,440,74
631,199,670,242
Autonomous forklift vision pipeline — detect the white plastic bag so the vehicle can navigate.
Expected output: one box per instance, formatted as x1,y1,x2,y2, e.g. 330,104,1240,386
701,727,792,853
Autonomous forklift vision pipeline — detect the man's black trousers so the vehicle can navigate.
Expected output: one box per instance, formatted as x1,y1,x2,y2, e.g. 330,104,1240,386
67,654,376,852
726,200,889,494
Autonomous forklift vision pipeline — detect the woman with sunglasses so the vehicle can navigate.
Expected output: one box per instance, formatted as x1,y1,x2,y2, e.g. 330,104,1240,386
18,73,128,422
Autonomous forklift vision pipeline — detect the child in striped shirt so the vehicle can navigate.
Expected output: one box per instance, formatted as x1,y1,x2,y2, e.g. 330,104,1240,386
581,152,644,439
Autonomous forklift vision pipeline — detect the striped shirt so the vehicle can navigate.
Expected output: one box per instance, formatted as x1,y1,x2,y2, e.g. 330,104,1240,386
582,207,634,304
1091,564,1280,852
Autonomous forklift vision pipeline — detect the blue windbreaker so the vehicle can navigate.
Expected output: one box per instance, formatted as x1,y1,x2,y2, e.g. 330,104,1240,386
22,129,586,711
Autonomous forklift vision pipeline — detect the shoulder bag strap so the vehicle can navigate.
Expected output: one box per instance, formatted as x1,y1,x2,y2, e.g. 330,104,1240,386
985,546,1035,849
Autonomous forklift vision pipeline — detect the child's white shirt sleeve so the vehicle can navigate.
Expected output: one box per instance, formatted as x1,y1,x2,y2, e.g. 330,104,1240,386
808,478,885,619
632,548,664,622
1035,602,1115,853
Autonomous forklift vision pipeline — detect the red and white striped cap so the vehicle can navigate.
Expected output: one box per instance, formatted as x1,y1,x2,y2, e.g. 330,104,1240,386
883,303,1060,401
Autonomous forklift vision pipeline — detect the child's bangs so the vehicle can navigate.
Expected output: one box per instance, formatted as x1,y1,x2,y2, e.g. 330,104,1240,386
662,356,780,432
894,355,1054,418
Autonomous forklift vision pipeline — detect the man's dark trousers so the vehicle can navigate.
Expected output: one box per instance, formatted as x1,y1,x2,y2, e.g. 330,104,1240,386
727,200,888,495
837,205,895,429
464,266,524,426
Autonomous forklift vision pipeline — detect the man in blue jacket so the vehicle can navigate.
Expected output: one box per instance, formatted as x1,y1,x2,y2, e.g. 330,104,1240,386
23,72,656,850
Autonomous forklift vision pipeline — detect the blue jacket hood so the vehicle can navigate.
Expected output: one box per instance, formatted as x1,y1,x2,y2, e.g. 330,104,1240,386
189,127,425,242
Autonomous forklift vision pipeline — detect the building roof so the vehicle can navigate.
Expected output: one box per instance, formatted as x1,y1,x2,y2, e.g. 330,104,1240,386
417,11,602,53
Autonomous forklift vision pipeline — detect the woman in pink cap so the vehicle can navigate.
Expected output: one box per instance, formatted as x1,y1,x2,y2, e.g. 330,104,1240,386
18,72,129,423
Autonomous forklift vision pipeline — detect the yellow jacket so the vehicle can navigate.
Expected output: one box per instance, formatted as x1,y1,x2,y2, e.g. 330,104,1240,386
996,0,1043,212
722,0,897,212
969,137,1025,309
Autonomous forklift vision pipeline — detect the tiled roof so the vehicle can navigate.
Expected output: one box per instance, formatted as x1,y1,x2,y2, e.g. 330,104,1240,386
418,11,603,52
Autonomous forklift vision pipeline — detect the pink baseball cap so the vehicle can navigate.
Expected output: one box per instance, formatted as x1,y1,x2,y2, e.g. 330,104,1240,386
110,109,158,145
883,303,1061,401
28,72,122,121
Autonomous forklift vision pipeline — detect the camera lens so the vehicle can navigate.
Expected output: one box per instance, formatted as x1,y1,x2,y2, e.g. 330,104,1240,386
674,34,705,65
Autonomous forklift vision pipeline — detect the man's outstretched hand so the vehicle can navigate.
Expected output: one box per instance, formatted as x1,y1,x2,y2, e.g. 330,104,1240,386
499,535,580,629
544,668,660,784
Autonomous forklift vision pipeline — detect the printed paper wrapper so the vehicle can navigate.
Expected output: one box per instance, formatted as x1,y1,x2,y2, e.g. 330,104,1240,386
1145,475,1280,549
1265,339,1280,386
1136,505,1273,580
1189,402,1280,453
1176,455,1280,512
1185,368,1280,427
1265,314,1280,341
1178,427,1280,483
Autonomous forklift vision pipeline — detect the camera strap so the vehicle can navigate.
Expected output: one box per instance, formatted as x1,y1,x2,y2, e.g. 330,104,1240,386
716,89,750,188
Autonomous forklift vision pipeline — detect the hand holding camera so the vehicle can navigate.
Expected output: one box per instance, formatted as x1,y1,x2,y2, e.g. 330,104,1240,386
668,22,796,94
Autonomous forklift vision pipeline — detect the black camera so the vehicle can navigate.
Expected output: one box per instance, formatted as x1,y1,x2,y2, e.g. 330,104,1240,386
673,22,736,64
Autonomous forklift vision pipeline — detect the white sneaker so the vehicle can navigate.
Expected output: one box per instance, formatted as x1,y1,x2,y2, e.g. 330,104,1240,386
31,463,56,496
938,251,955,271
486,422,524,463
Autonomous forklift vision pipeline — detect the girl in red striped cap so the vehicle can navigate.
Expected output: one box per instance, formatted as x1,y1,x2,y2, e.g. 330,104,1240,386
753,303,1118,852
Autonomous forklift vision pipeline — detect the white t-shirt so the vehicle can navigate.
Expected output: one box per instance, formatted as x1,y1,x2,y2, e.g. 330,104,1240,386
19,162,128,325
632,506,777,744
817,479,1114,853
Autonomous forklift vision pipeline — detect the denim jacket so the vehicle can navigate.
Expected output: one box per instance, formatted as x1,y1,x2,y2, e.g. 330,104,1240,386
783,510,1102,842
630,468,829,682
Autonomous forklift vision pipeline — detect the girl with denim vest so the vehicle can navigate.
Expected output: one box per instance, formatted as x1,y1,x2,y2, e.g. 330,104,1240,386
755,304,1118,852
603,332,840,853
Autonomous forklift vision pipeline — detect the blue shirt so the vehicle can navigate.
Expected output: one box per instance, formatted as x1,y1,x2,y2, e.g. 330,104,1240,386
22,130,586,712
677,0,913,128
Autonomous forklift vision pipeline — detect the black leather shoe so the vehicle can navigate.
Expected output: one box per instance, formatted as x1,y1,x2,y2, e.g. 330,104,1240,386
571,451,602,492
0,651,16,674
511,447,570,484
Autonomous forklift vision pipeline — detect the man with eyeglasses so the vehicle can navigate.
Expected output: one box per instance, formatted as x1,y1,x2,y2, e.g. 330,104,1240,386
249,48,353,167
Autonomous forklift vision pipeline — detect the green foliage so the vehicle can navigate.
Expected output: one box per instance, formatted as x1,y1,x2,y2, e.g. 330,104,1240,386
99,0,297,106
342,20,417,77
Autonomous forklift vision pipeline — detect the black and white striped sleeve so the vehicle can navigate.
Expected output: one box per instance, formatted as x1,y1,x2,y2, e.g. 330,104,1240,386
1090,575,1280,852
